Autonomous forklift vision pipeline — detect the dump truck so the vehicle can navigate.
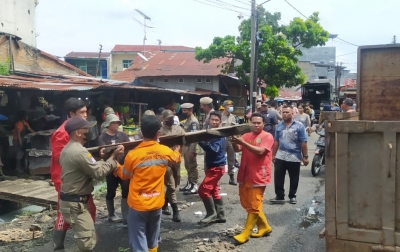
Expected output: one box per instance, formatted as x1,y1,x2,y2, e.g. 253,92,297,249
323,44,400,251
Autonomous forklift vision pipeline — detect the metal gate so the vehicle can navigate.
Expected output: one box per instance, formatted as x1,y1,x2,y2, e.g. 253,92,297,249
326,120,400,251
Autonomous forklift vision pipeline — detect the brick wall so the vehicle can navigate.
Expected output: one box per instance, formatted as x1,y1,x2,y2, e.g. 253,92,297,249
0,36,85,76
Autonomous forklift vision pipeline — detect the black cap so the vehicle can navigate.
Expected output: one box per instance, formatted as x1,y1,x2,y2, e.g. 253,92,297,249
65,116,96,134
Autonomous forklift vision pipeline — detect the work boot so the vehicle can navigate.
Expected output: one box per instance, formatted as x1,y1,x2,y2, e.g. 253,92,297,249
213,198,226,223
53,230,67,251
233,213,258,244
148,246,158,252
162,198,171,215
120,198,129,225
184,183,198,195
106,200,122,222
179,181,190,192
251,212,272,238
229,174,237,186
171,203,181,222
16,160,23,174
198,198,217,224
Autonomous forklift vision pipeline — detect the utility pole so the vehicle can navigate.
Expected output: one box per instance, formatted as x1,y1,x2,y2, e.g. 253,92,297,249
334,62,343,102
250,0,257,110
95,44,102,78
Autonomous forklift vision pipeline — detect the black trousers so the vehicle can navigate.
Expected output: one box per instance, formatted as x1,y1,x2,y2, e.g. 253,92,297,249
106,173,130,200
274,159,301,199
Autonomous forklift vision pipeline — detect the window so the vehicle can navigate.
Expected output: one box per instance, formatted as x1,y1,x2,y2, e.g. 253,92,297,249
205,78,211,83
149,79,154,83
179,78,184,83
122,60,132,69
164,79,169,82
197,78,202,83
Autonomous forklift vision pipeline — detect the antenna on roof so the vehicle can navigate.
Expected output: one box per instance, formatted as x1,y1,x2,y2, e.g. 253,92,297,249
157,39,162,51
135,9,152,58
137,53,148,62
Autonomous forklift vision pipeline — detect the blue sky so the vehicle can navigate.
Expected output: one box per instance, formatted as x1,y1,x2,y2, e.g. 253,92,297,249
36,0,400,73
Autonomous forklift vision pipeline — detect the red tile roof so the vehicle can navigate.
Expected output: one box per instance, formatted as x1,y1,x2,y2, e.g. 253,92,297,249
111,45,194,52
65,52,110,59
111,51,230,81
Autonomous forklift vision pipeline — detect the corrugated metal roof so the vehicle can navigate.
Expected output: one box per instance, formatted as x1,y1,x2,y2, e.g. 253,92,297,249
0,74,217,95
65,52,111,59
111,45,194,52
111,51,230,82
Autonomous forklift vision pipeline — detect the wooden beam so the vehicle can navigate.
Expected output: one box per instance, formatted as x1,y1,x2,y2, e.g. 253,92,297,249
88,124,251,154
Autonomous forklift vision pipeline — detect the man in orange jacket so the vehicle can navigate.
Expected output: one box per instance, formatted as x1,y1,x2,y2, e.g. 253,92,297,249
231,112,275,244
114,115,181,252
51,97,97,251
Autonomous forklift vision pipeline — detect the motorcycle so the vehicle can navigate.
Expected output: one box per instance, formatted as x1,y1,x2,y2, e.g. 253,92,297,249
311,128,325,176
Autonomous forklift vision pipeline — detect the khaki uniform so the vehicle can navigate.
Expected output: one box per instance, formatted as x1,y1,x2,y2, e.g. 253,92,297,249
202,109,215,130
183,115,200,184
221,112,237,175
160,125,185,203
59,140,117,251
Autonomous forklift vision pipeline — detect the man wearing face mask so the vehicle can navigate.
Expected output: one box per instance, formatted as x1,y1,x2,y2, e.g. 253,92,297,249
180,103,200,194
59,116,124,251
51,97,91,251
160,110,185,222
200,97,214,130
221,100,238,186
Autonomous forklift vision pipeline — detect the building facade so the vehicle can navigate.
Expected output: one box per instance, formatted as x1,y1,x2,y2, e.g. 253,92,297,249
0,0,38,47
65,52,110,79
109,45,195,77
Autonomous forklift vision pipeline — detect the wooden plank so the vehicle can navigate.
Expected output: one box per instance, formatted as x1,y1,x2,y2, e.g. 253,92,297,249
321,112,359,121
382,132,396,246
325,131,337,240
328,121,400,133
358,45,400,120
88,124,251,154
336,133,349,240
0,179,57,207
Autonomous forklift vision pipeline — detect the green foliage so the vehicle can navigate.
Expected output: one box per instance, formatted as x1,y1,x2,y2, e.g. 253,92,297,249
195,7,329,98
0,57,11,76
265,85,279,98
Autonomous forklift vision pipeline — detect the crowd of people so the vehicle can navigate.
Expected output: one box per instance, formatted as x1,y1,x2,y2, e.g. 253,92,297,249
49,95,355,252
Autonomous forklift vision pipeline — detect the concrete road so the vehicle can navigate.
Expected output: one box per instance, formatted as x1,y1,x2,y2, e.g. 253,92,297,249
34,133,326,252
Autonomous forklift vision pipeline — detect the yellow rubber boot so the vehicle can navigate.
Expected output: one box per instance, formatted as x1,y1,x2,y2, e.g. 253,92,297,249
233,213,258,244
148,246,158,252
251,212,272,238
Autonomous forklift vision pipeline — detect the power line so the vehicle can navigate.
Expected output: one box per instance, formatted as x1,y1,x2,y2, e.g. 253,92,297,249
283,0,360,48
336,52,357,57
283,0,307,19
336,37,358,47
210,0,251,11
233,0,252,6
258,0,272,5
193,0,251,16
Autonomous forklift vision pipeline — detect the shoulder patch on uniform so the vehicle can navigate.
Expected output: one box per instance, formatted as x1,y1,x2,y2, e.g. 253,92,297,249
191,122,198,131
87,153,97,164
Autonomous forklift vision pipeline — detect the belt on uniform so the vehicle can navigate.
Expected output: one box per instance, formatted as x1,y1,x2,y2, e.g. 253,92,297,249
60,193,91,203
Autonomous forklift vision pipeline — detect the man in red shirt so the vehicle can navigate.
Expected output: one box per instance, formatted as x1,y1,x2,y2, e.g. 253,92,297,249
51,97,92,251
231,112,275,244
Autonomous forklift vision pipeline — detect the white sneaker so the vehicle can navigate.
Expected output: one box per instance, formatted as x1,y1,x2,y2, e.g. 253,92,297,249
108,214,122,222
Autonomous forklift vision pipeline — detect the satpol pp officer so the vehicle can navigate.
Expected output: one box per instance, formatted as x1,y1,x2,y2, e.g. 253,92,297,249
160,109,185,222
179,103,200,195
221,100,238,185
59,116,124,251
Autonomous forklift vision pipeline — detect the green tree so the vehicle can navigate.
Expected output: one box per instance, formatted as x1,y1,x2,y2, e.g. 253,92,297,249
195,7,329,99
